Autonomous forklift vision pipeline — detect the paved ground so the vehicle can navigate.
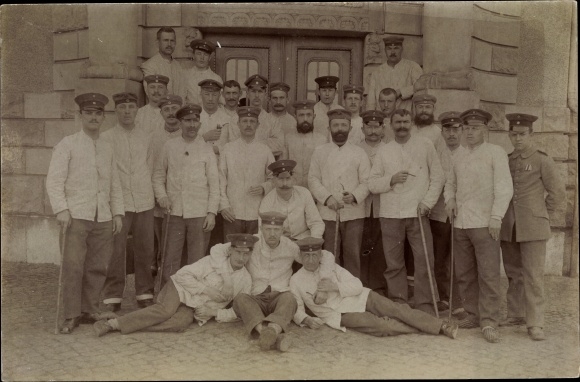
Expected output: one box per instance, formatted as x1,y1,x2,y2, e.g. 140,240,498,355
1,261,579,380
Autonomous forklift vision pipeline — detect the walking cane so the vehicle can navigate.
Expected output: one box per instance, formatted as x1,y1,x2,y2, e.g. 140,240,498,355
417,210,439,318
155,210,171,293
448,215,455,322
54,225,68,334
333,208,341,257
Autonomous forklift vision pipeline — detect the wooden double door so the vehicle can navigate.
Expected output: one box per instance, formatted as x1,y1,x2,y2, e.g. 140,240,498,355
204,33,364,110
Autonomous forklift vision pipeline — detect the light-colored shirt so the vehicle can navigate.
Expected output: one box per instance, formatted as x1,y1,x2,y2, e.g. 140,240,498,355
290,258,370,332
444,142,513,229
219,138,274,220
209,233,335,295
366,58,423,112
412,124,446,154
347,115,364,145
368,135,444,218
270,112,297,136
218,109,285,156
183,66,223,106
200,107,232,147
282,131,327,189
313,100,344,139
148,125,182,218
358,140,386,218
135,104,165,136
101,124,155,213
170,254,251,325
46,130,124,222
259,186,325,240
152,136,220,218
429,145,468,223
140,53,185,99
308,142,371,222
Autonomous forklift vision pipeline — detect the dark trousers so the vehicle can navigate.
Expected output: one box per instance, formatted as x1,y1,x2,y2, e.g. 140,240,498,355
454,227,501,328
162,216,210,287
223,219,259,242
233,288,297,335
323,218,364,278
340,291,443,337
117,279,182,334
430,219,463,309
104,209,155,303
360,212,387,290
501,239,547,328
380,217,438,315
62,218,113,319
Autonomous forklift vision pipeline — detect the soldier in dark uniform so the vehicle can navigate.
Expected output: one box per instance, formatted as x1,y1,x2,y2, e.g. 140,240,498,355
500,113,566,341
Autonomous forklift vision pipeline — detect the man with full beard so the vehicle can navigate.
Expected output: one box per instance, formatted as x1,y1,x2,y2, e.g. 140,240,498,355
411,94,445,153
282,100,327,189
368,108,444,316
309,109,371,278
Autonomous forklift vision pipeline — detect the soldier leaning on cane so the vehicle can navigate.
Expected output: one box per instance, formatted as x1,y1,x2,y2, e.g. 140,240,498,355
46,93,124,334
499,113,566,341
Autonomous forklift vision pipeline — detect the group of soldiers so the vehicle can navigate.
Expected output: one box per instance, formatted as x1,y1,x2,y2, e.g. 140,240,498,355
46,27,566,349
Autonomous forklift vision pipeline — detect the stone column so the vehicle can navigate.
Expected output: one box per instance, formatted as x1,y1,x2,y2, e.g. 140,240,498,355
77,4,143,126
420,3,479,116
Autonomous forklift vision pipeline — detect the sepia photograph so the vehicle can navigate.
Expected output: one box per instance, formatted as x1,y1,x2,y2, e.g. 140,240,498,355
1,2,578,380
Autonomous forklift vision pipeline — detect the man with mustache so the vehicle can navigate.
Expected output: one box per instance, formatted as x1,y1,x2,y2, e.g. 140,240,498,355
148,95,184,276
184,40,223,107
198,79,230,154
368,109,444,316
209,212,336,351
378,88,398,143
46,93,124,333
219,106,275,239
268,82,297,136
312,76,344,140
101,93,156,312
259,160,324,241
135,74,169,135
357,110,388,289
152,104,220,287
281,100,327,189
93,233,255,337
221,79,242,123
367,36,423,113
140,27,185,100
411,94,446,153
343,84,366,145
309,109,371,279
428,112,468,317
444,109,513,343
499,113,565,341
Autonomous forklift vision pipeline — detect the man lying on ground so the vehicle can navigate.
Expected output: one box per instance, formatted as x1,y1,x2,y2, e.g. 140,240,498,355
290,237,459,339
93,234,256,336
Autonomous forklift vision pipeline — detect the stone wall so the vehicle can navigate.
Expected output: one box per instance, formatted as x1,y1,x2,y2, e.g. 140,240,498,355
1,3,577,275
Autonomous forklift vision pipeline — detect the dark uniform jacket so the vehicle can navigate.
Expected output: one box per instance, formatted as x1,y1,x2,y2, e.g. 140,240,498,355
500,146,565,242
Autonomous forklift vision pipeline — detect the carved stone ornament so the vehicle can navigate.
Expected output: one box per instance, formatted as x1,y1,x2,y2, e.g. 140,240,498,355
184,27,203,51
365,33,384,65
414,69,476,91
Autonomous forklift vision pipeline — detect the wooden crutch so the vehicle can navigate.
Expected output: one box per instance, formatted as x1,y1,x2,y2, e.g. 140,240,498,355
417,211,439,319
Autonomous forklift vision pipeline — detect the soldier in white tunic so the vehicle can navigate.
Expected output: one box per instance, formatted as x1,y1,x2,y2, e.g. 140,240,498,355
281,100,327,189
135,74,169,135
268,82,297,136
343,84,365,145
183,40,224,106
312,76,344,140
309,109,371,279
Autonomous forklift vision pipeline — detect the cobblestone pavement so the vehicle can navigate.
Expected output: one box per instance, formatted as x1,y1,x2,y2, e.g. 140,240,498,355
2,261,579,380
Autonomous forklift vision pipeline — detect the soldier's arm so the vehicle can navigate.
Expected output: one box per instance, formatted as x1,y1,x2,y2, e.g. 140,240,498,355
368,150,393,194
152,142,170,201
206,147,220,215
334,266,364,298
422,142,445,209
400,61,424,100
46,139,71,215
290,276,311,326
307,148,332,204
350,152,371,204
490,147,514,220
110,153,125,217
304,190,325,238
541,154,566,219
